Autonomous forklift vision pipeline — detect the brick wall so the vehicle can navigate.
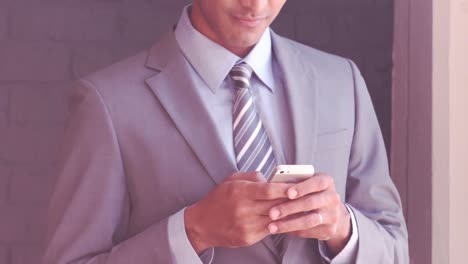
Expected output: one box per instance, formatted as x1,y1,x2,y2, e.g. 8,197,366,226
0,0,393,263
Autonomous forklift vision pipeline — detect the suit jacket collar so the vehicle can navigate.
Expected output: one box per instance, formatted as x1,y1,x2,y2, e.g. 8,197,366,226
270,31,318,166
145,31,177,71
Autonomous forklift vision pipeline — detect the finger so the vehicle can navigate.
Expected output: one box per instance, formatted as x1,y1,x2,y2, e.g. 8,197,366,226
225,171,267,182
269,190,335,220
286,173,334,200
248,182,292,200
267,211,326,235
255,198,289,216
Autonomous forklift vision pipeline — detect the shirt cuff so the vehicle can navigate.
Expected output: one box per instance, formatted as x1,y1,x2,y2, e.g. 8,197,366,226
167,207,215,264
318,204,359,263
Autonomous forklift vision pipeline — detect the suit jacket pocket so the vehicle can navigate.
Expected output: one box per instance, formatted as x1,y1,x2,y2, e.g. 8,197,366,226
316,129,350,151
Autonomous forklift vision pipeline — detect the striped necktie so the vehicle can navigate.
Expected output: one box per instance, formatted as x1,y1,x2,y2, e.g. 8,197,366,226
230,62,277,178
230,62,284,252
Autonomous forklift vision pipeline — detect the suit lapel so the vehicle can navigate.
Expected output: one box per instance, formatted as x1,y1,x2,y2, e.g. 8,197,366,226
272,31,318,166
271,32,319,259
145,32,237,184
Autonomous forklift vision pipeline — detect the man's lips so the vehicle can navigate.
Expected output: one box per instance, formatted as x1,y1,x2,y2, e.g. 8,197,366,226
233,16,267,27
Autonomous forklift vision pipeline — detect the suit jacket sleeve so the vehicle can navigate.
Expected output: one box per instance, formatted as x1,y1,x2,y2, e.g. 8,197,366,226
42,80,200,264
343,60,409,263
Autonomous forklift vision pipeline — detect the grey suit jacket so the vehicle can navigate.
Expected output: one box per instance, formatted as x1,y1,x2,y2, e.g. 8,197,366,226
42,30,409,263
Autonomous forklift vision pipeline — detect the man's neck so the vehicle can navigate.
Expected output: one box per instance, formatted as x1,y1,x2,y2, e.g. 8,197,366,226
188,6,255,58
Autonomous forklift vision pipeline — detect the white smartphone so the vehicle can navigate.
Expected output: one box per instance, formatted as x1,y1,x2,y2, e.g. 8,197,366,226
268,165,315,183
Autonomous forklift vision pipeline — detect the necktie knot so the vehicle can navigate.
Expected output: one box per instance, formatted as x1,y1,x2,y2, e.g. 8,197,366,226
230,62,253,90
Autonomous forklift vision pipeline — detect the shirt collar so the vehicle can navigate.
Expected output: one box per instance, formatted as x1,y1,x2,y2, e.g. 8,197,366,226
174,5,274,93
243,29,274,92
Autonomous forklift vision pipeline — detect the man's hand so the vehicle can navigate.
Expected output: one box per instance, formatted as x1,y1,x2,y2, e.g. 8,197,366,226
266,173,351,257
184,172,292,254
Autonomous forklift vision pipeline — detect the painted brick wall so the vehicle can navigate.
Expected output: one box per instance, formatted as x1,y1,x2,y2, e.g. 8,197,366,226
0,0,393,263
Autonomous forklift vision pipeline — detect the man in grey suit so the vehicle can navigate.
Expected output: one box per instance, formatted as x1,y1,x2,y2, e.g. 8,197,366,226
43,0,408,263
